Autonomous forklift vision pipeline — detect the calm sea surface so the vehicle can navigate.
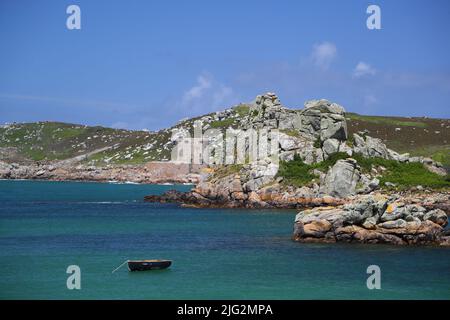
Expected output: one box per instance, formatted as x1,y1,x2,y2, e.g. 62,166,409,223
0,180,449,299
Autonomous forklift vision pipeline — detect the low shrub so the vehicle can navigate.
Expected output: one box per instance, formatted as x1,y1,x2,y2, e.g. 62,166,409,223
277,152,450,189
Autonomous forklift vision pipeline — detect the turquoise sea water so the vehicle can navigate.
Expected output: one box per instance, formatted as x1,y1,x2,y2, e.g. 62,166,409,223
0,180,449,299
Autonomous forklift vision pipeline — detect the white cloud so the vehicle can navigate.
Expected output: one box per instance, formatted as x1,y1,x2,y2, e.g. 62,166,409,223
178,72,238,116
182,73,212,103
311,42,337,70
353,62,377,78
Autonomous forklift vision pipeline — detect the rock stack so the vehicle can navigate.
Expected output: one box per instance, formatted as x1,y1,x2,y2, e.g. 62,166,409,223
245,92,297,130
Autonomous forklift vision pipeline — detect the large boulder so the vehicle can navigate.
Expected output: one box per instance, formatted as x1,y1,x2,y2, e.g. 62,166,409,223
423,209,448,227
352,133,409,161
277,132,303,151
320,158,360,198
299,99,347,141
322,138,340,159
296,219,333,238
242,158,279,192
0,161,12,178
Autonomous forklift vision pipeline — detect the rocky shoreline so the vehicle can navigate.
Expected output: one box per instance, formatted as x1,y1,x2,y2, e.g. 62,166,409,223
145,188,450,246
144,185,347,209
0,161,202,184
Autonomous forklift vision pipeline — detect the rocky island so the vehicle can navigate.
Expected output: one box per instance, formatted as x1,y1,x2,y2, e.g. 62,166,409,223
144,93,450,246
1,93,449,246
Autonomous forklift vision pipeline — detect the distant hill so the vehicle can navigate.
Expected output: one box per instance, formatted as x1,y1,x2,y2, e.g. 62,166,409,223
0,121,172,165
1,108,449,168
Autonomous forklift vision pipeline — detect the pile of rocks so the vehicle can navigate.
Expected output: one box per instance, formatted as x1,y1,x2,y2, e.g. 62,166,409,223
238,95,352,165
244,93,297,130
245,95,348,142
293,194,450,246
177,158,282,208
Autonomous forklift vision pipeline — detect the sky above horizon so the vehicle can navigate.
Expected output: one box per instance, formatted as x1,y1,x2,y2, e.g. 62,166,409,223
1,0,449,130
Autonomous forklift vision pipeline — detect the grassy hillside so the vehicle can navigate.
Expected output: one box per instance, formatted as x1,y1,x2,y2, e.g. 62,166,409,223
1,109,449,168
0,122,172,165
0,104,247,166
347,113,450,168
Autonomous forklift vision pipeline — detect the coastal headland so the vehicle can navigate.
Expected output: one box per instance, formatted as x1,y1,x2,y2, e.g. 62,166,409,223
1,92,449,245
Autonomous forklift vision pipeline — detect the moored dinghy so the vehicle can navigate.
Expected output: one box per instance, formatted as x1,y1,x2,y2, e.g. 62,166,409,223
127,259,172,271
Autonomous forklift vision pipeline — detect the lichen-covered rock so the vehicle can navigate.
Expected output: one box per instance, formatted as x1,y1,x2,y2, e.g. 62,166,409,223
320,158,360,198
423,209,448,227
277,132,303,151
299,219,333,238
246,93,298,130
299,99,347,141
353,133,391,159
378,219,408,229
242,158,279,192
293,195,449,246
322,138,340,159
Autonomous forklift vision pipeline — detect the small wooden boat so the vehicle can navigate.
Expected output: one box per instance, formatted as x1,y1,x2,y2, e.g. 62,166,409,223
127,259,172,271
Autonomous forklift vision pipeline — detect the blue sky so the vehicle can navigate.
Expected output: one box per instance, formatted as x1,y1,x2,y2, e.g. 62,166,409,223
0,0,449,130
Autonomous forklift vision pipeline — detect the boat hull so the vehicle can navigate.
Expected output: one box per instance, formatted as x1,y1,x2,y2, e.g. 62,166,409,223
127,260,172,271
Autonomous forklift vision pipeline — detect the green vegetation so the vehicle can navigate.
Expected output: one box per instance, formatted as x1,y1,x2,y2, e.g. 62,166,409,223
277,155,319,187
210,118,235,128
401,145,450,169
431,150,450,168
209,164,243,181
350,153,449,189
0,122,89,161
350,153,449,190
277,152,450,189
378,161,450,189
277,153,349,187
346,134,354,147
347,113,428,128
233,104,250,117
0,121,169,165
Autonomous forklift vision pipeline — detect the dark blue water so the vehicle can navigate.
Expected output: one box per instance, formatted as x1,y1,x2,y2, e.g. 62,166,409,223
0,180,449,299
